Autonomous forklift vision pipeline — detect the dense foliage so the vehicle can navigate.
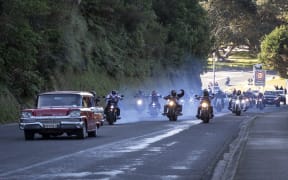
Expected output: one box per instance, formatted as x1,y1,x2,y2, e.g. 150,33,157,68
0,0,211,122
259,25,288,78
1,0,287,123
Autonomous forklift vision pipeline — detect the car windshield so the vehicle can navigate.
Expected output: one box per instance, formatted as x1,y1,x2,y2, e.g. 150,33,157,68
37,94,81,108
264,91,276,96
275,90,284,95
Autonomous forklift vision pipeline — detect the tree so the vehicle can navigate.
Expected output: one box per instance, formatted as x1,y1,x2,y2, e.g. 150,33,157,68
204,0,258,58
259,25,288,78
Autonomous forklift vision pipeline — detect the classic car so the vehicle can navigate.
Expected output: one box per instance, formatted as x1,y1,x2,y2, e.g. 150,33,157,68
19,91,104,140
263,90,281,107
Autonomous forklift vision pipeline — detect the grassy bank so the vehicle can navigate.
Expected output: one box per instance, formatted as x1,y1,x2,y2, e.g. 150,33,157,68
207,51,259,71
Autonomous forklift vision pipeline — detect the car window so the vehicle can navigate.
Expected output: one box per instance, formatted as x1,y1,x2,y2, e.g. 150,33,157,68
38,94,81,108
82,96,92,108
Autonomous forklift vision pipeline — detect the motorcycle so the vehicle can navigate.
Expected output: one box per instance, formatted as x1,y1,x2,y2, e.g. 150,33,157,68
104,96,123,125
214,98,223,112
225,77,230,86
256,97,264,110
165,99,181,121
148,101,160,117
230,96,243,116
195,94,214,123
135,97,146,113
199,100,211,123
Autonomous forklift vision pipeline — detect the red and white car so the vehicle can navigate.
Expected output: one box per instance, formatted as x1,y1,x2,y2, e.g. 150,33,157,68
19,91,104,140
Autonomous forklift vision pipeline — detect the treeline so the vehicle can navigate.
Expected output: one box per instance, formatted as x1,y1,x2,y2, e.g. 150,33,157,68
0,0,287,123
0,0,211,122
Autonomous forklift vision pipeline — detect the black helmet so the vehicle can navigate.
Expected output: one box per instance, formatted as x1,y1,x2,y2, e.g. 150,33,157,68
237,90,241,95
152,90,157,95
90,91,96,97
111,90,117,95
171,90,177,96
203,89,209,96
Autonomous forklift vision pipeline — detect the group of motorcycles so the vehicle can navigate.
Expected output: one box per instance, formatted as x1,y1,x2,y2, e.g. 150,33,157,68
228,93,265,116
103,89,266,125
134,95,181,121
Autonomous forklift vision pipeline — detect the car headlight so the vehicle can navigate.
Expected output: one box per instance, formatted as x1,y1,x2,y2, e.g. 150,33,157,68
69,110,81,117
21,111,32,118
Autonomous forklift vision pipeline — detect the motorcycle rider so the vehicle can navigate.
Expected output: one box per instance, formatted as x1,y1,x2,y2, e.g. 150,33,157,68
213,90,225,108
256,92,265,107
162,89,185,115
134,90,146,112
90,90,101,106
196,89,214,119
134,90,145,98
149,90,162,110
105,90,123,118
225,77,230,86
228,90,243,110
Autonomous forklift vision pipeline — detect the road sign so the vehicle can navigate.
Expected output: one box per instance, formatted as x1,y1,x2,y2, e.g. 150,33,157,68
254,70,266,86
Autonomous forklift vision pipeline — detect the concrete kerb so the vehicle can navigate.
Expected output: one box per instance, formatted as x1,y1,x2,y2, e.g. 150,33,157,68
211,116,256,180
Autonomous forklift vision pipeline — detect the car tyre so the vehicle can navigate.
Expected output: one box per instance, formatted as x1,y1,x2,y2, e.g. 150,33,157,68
77,123,88,139
24,130,34,140
88,128,97,137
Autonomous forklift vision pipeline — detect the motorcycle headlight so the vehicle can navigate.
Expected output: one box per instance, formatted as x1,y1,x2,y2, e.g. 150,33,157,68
241,100,246,103
137,99,143,105
236,99,240,104
110,105,115,109
201,102,208,108
152,102,156,106
168,100,175,106
21,111,32,118
69,110,81,117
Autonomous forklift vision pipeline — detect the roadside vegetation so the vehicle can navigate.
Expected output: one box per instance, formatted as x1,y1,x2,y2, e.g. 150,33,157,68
0,0,287,123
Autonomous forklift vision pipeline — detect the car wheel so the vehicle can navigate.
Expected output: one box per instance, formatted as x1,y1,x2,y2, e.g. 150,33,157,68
24,130,34,140
42,134,50,139
88,128,97,137
77,123,87,139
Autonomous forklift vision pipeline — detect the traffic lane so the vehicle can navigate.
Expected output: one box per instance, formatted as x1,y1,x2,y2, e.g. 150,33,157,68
0,118,200,175
0,115,248,179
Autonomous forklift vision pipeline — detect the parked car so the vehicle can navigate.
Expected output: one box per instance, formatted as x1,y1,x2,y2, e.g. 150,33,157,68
263,90,281,107
19,91,104,140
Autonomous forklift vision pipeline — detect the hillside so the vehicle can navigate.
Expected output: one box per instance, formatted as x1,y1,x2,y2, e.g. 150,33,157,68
0,0,211,123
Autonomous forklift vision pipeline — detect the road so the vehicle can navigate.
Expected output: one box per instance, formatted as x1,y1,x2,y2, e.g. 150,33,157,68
1,112,251,180
0,70,283,180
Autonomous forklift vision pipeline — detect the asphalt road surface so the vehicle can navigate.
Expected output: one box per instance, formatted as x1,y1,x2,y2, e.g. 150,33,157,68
0,107,278,180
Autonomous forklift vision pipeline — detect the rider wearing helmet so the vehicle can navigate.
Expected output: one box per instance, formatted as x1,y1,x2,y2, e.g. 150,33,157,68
90,90,101,106
228,89,243,110
162,89,185,115
196,89,214,119
149,90,162,110
105,90,123,117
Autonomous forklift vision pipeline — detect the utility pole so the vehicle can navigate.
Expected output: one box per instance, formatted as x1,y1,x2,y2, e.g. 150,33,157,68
213,52,216,93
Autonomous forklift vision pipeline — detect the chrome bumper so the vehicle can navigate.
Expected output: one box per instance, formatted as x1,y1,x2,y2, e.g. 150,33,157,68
19,119,84,130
